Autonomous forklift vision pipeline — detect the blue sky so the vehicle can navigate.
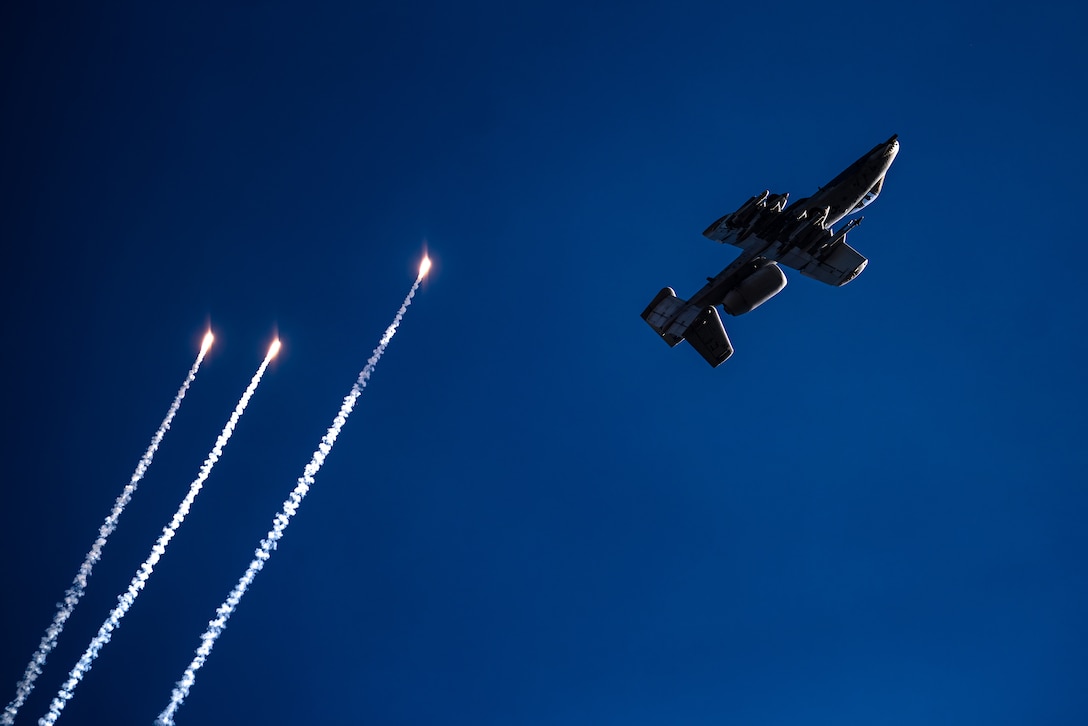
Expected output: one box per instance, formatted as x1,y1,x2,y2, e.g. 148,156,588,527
2,2,1086,724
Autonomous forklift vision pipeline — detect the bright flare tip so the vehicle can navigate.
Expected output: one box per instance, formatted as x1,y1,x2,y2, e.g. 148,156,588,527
268,339,282,359
418,255,432,279
200,331,214,354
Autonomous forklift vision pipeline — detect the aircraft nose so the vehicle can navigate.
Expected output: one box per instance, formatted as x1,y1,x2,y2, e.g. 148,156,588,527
884,134,900,159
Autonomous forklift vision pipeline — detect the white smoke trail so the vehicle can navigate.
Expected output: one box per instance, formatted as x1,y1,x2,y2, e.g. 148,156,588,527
2,333,214,726
39,340,280,726
156,270,426,726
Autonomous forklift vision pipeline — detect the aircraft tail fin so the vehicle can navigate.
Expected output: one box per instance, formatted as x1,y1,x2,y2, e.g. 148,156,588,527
686,306,733,367
641,288,734,367
641,287,687,346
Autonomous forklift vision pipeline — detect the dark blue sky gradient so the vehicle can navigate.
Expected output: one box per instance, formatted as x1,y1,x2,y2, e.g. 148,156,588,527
2,2,1086,724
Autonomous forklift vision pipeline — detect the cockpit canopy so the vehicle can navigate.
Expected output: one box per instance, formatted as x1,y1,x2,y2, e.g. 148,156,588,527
849,177,884,213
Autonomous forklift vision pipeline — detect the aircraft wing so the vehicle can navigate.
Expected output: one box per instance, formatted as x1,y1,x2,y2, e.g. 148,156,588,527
776,236,868,287
704,196,867,287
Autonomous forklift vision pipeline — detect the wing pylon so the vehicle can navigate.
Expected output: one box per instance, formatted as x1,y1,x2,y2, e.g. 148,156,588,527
703,192,867,287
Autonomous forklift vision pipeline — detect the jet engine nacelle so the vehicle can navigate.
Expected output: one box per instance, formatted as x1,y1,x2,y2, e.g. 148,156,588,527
722,262,787,316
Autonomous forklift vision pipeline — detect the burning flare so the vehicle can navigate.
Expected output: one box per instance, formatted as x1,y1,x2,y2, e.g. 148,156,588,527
39,340,279,726
418,255,432,279
156,271,427,726
1,336,214,726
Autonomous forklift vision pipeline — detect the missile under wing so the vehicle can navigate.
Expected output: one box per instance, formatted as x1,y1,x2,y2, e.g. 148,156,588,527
702,196,868,287
642,135,899,367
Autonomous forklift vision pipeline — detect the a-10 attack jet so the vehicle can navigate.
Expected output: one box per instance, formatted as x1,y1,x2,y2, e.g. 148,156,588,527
641,134,899,367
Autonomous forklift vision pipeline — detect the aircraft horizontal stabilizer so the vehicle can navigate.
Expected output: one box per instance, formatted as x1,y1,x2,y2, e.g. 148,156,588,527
641,287,734,366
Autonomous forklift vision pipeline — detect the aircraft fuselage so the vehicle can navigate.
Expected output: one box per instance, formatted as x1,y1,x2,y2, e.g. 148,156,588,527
784,134,899,227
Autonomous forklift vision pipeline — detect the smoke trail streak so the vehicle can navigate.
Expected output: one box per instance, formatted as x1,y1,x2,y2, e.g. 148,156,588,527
156,272,425,726
39,341,279,726
2,333,213,726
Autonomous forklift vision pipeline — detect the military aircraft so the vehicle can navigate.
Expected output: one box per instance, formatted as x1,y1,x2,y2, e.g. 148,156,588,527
641,134,899,367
